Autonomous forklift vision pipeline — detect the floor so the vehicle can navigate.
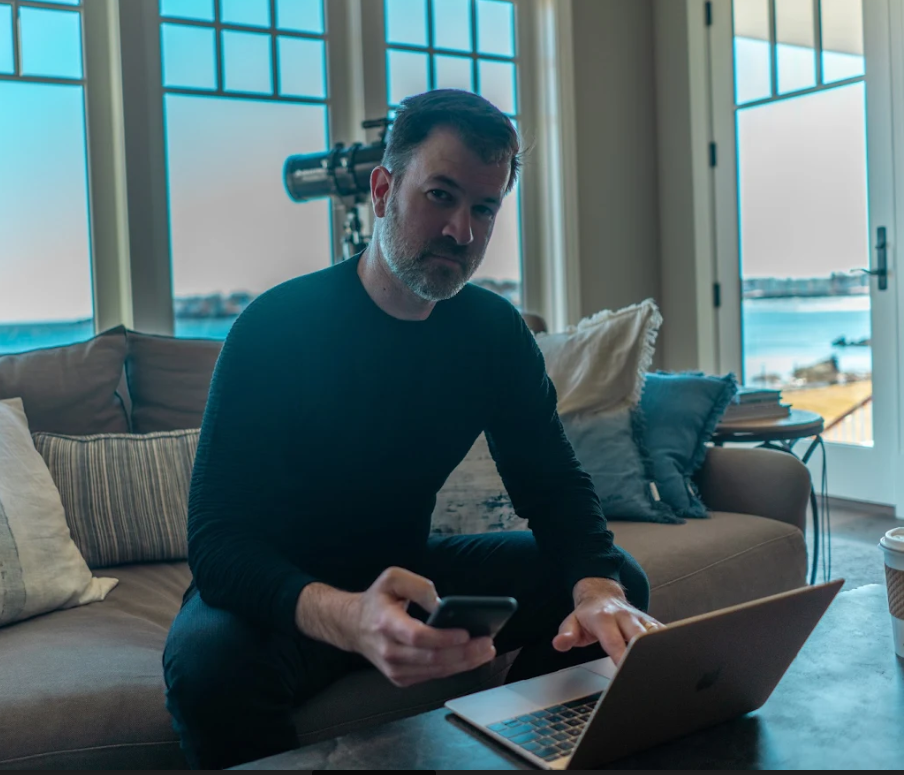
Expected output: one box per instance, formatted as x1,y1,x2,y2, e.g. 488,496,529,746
816,499,901,590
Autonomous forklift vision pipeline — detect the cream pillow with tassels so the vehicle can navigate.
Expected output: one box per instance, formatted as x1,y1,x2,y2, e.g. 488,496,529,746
535,299,662,417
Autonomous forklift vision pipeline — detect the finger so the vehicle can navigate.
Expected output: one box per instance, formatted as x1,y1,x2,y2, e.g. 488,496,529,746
390,642,498,685
589,616,629,665
619,614,648,645
384,607,470,648
374,567,442,613
552,613,581,652
384,637,496,670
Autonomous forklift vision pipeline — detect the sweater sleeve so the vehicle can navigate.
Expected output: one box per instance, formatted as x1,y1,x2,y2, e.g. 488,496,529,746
484,309,625,592
186,303,319,634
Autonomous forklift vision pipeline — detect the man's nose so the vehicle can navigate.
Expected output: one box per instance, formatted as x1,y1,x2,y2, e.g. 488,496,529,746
442,206,474,246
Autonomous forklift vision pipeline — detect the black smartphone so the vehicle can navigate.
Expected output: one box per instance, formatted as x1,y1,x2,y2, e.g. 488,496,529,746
426,596,518,638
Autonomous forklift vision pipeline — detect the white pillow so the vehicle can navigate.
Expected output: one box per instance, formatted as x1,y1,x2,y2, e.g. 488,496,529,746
0,398,117,627
536,299,662,416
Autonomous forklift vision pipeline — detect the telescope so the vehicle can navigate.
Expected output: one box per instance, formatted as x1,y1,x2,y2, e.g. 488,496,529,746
283,117,392,259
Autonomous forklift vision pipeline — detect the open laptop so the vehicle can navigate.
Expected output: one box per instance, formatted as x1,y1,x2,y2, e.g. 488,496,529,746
446,580,843,769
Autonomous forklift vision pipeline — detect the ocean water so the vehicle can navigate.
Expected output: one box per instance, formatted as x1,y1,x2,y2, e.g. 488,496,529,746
0,318,239,355
743,296,872,383
0,297,874,385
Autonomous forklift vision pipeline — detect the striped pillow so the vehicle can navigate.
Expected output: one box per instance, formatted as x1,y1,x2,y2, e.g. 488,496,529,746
31,430,199,569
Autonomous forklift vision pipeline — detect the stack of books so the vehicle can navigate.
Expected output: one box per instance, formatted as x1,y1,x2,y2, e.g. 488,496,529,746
722,386,792,423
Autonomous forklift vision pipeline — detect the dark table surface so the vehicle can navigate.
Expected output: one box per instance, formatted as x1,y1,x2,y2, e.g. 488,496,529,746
238,585,904,770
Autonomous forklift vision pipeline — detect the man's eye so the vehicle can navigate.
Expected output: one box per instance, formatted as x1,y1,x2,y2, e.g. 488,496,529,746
429,189,452,202
476,206,496,219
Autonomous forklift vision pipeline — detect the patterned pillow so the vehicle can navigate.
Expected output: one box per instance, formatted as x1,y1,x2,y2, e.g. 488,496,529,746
431,433,527,536
31,430,199,569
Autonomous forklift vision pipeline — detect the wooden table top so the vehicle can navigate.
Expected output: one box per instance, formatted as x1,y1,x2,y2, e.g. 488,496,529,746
713,409,825,443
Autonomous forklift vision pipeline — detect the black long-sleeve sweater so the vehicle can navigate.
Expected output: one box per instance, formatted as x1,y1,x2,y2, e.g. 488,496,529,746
186,255,624,633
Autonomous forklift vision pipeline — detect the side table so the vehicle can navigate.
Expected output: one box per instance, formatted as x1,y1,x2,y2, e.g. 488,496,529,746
712,410,827,586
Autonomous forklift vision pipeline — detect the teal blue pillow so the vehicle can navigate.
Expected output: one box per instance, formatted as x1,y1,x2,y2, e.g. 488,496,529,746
562,407,682,524
638,372,739,518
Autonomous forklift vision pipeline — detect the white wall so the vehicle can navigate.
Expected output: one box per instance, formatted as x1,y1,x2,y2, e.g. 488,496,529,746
652,0,718,373
569,0,663,322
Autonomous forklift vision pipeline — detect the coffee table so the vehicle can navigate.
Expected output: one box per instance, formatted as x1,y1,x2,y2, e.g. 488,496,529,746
237,585,904,770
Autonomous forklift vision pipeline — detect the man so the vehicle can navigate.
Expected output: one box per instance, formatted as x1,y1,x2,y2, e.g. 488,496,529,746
163,89,661,770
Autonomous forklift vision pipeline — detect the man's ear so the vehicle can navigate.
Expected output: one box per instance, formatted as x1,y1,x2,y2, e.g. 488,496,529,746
371,166,393,218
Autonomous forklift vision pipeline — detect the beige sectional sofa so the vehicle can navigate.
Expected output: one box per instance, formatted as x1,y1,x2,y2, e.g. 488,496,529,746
0,326,810,769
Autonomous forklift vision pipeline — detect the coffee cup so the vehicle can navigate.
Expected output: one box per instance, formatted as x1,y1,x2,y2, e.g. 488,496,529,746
879,527,904,658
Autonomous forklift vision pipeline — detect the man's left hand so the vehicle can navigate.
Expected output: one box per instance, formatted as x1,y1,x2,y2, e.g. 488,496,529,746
552,577,664,665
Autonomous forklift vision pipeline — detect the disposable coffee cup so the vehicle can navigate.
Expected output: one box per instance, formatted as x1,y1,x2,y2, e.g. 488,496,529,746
879,527,904,658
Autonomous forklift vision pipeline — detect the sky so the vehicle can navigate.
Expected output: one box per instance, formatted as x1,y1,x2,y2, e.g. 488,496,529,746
0,5,870,324
735,38,870,280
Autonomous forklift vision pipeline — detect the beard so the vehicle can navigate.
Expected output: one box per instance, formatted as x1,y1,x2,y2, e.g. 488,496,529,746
377,194,484,302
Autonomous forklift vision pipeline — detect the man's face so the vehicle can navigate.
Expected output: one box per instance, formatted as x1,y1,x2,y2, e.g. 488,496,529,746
376,127,511,302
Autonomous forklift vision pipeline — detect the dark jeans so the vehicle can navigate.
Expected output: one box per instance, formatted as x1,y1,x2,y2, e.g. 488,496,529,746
163,532,649,769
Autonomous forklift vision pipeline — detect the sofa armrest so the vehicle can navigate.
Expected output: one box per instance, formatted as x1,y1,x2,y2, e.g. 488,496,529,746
695,447,811,534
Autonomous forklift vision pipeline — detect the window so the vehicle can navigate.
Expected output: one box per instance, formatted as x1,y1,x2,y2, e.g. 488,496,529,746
384,0,523,307
0,0,93,353
731,0,872,444
158,0,332,338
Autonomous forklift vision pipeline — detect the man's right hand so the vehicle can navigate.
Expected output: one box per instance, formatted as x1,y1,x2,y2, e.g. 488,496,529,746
347,567,497,687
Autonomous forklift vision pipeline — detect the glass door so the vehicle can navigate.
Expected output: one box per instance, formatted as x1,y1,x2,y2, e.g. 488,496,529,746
711,0,901,506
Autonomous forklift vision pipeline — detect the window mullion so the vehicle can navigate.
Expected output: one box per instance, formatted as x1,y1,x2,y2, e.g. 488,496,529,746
83,0,134,332
118,0,176,335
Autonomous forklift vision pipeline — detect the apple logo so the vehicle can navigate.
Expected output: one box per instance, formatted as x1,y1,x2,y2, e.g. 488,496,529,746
696,668,722,692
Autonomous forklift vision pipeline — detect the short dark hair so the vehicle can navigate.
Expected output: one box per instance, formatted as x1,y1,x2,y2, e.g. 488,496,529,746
382,89,522,194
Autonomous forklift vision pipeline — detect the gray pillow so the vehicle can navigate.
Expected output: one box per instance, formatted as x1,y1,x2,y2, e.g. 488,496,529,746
32,430,199,568
125,330,222,433
0,326,129,435
561,408,682,524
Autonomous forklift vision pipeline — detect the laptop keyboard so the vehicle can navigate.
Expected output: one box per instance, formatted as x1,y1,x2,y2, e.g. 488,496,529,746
486,692,603,763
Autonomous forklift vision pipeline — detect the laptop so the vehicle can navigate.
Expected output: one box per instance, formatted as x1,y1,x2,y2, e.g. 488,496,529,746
446,580,843,769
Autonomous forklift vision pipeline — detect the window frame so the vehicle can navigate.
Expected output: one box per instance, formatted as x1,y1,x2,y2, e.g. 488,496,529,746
23,0,579,342
711,0,871,379
377,0,530,310
0,0,100,335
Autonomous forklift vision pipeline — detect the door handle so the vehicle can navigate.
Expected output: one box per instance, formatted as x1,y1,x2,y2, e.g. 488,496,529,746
860,226,889,291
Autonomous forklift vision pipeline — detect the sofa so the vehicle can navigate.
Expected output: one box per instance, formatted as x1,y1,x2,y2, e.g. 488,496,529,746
0,325,811,770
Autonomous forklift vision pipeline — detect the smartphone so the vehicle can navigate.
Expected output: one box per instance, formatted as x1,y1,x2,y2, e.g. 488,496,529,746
426,596,518,638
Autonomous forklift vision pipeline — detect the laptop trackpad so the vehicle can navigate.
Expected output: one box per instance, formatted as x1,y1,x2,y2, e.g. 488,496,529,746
507,665,611,706
446,663,612,726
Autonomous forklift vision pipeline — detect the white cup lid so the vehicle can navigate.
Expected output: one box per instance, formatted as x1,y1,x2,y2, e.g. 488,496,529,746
880,527,904,553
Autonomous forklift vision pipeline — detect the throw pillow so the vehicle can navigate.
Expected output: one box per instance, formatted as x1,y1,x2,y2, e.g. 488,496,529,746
432,433,526,536
639,372,739,518
32,429,200,569
125,330,223,432
0,399,118,627
535,300,662,416
0,326,129,434
561,408,682,524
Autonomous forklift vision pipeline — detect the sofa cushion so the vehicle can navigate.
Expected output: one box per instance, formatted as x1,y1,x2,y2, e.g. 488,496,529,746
0,562,190,770
0,562,517,770
125,331,222,432
0,326,129,435
610,511,807,624
32,430,199,569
